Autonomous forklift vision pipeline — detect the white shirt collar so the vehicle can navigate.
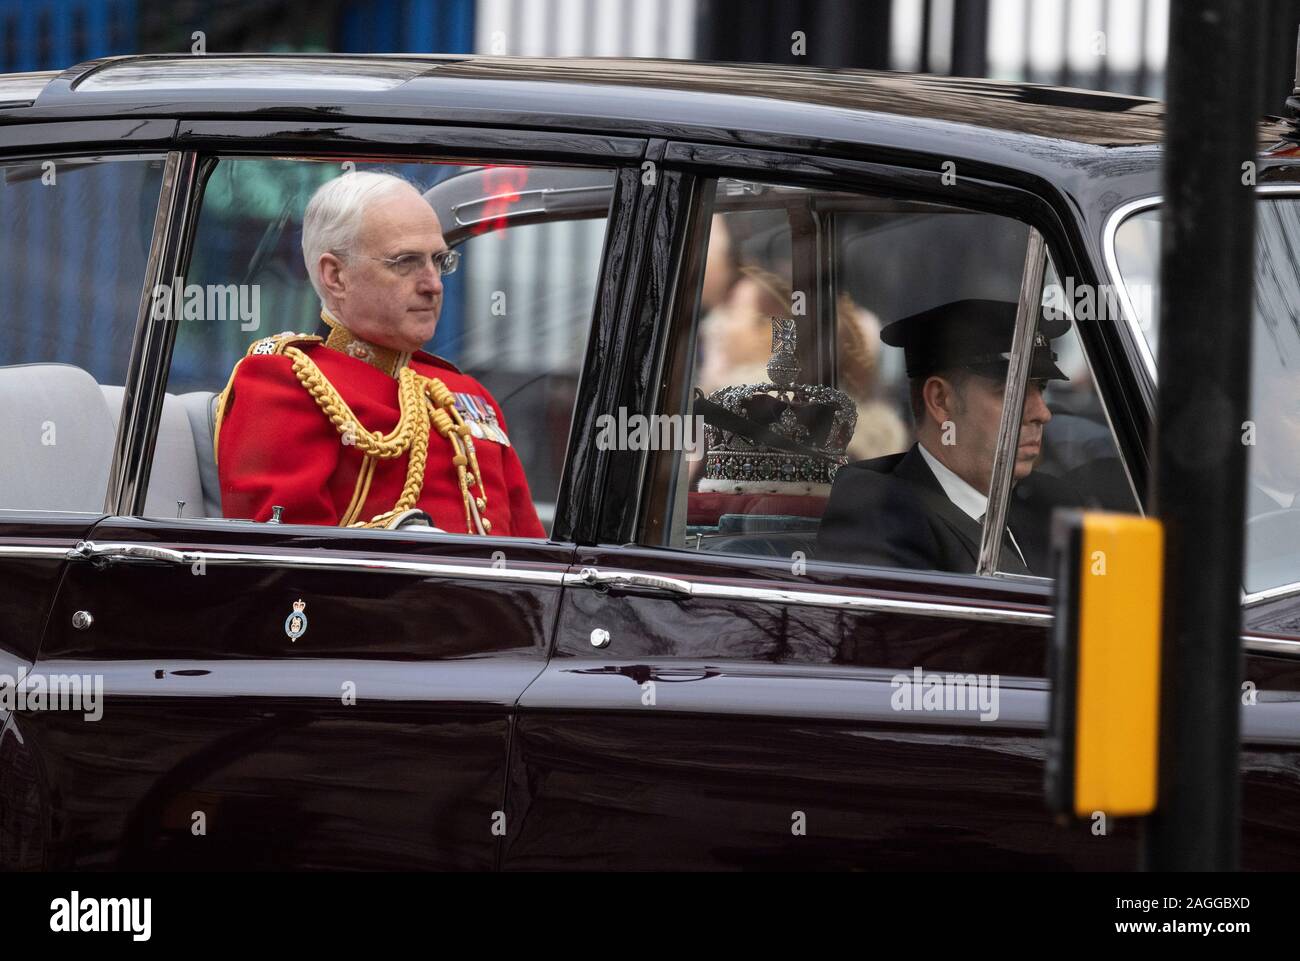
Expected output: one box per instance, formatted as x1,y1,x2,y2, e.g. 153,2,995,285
918,442,988,522
918,442,1030,568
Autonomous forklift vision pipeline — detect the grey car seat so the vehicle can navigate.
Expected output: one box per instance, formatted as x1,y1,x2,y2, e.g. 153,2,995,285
100,385,207,518
179,391,222,517
0,363,117,512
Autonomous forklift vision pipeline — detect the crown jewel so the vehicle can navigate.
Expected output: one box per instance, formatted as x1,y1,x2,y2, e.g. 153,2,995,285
700,317,857,495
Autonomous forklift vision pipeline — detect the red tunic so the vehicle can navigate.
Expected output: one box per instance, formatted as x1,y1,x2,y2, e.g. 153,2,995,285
215,337,545,537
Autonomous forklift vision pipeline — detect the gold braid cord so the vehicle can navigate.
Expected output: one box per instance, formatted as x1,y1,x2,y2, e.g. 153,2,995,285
284,346,491,533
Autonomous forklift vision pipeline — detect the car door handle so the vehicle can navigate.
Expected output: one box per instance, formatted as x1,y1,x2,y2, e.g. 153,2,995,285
570,567,694,597
66,540,195,567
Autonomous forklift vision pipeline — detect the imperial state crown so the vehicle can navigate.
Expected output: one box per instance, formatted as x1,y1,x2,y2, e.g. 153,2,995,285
699,316,857,496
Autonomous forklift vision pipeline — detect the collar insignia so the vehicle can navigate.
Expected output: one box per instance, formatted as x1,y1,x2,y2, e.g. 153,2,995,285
319,308,412,377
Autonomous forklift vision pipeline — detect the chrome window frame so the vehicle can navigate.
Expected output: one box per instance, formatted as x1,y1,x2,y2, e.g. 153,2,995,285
1103,184,1300,386
985,240,1149,585
1101,194,1162,385
977,228,1047,576
1104,184,1300,609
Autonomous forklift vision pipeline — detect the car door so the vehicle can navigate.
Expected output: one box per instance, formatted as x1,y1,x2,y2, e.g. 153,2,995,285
512,548,1102,870
21,126,648,869
0,138,171,871
37,519,571,870
503,150,1156,869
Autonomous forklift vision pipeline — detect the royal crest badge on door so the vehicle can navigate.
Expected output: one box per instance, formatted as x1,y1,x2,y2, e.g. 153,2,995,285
284,599,308,643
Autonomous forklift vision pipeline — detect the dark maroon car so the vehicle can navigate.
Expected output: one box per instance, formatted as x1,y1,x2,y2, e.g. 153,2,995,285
1,53,1299,870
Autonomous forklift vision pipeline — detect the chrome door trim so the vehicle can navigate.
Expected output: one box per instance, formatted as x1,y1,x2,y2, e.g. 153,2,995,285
689,580,1052,626
1243,633,1300,657
1245,580,1300,607
23,538,1300,654
563,563,1300,654
0,546,73,560
564,564,1052,626
61,541,569,586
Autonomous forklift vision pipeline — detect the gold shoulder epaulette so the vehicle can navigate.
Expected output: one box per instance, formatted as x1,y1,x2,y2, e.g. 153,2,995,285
214,332,325,467
244,331,323,358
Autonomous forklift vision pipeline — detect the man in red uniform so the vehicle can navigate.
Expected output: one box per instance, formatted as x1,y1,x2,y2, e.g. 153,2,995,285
215,171,545,536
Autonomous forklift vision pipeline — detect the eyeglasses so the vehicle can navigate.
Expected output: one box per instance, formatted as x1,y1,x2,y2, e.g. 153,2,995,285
366,249,461,278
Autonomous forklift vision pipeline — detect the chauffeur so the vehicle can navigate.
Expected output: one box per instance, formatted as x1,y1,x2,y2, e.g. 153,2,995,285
215,171,545,536
815,299,1077,575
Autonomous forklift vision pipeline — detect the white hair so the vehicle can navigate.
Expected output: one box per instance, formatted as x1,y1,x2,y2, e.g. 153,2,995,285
301,171,422,306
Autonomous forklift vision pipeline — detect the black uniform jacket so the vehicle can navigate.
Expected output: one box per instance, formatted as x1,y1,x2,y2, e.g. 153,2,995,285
815,443,1078,576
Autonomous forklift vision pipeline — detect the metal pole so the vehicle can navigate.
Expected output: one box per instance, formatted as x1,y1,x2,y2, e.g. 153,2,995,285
1142,0,1257,871
950,0,988,78
1256,0,1300,117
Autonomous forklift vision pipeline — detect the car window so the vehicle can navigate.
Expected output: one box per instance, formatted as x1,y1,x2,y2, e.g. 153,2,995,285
987,257,1141,576
1114,195,1300,594
641,175,1135,578
0,154,166,514
145,156,615,535
1111,205,1161,355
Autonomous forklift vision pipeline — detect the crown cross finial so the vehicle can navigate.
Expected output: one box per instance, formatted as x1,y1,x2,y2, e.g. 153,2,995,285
766,316,800,389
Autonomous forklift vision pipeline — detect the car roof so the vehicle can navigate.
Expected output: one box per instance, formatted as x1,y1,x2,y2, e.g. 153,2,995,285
0,54,1294,192
5,54,1168,142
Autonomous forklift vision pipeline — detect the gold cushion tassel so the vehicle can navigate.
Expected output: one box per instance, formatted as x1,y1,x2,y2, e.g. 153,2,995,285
283,347,491,533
